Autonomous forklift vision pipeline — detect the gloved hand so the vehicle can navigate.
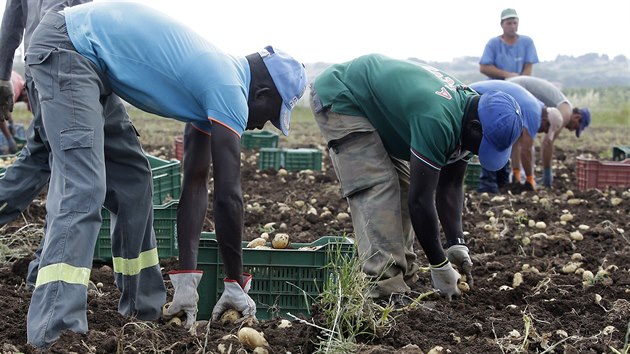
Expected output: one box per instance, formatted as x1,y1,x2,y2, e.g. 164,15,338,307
430,262,461,301
445,245,474,288
525,175,536,191
0,80,14,121
211,273,256,322
542,167,553,187
164,270,203,329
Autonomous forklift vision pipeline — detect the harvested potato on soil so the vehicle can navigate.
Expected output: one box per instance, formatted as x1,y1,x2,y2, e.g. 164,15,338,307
220,309,242,325
162,302,184,319
458,281,470,293
237,327,269,350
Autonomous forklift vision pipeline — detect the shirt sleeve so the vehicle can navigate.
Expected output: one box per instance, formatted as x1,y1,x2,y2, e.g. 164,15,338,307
479,38,497,65
0,0,25,80
409,115,453,170
523,37,539,64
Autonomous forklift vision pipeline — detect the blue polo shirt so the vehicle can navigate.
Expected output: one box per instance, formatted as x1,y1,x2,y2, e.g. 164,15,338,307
479,35,539,77
65,2,250,136
470,80,542,138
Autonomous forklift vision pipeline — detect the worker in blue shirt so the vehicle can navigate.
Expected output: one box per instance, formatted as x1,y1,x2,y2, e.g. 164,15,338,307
479,8,539,80
25,2,307,347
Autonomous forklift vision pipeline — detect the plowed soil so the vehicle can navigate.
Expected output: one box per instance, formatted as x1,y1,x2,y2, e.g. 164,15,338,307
0,142,628,354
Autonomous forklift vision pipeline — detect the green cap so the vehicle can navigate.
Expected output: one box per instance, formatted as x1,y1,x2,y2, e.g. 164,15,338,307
501,8,518,21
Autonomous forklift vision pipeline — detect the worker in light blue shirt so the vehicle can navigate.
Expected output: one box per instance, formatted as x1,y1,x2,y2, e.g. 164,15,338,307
25,2,307,348
480,8,539,80
470,80,562,193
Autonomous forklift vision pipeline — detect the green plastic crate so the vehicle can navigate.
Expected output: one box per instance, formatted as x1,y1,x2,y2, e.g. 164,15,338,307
465,160,481,189
612,145,630,161
146,154,182,204
258,148,283,170
94,200,179,262
241,130,279,149
196,232,355,320
258,148,323,171
284,148,322,171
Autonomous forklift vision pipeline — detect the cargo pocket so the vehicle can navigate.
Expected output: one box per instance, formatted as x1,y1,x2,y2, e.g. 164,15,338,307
329,131,396,198
25,49,55,101
59,128,96,212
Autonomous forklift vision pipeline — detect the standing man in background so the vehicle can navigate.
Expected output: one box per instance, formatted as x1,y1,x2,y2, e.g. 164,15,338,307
479,8,539,80
507,76,591,187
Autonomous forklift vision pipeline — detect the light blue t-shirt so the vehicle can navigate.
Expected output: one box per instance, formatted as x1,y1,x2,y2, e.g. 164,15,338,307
470,80,542,138
479,35,539,77
65,2,250,136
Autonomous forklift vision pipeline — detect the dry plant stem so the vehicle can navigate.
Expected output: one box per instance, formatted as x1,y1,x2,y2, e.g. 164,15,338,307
520,314,532,351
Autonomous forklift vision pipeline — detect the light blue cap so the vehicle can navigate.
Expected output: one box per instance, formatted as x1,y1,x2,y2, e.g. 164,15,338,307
260,46,308,136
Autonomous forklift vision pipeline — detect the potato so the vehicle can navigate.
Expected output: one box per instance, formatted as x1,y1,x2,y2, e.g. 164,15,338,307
237,327,269,349
167,317,182,326
162,301,186,318
277,319,292,329
457,281,470,293
247,237,267,248
272,233,290,249
220,309,242,325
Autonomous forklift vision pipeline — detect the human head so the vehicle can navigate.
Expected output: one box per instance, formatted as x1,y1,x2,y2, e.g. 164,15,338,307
501,8,519,22
500,8,519,37
477,90,524,171
259,46,308,136
575,108,591,137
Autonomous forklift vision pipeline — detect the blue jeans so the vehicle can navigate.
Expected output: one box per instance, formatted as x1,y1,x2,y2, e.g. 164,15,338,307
477,162,510,193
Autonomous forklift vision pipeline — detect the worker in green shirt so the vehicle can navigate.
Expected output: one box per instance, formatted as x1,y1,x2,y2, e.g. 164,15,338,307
310,54,524,302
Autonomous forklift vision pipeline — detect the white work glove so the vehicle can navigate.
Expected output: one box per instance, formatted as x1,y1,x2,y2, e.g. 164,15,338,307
164,270,203,328
430,262,462,301
211,273,256,322
445,245,474,288
0,80,13,121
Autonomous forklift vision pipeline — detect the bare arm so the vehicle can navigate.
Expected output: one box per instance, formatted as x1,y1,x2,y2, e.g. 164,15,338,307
435,159,467,246
520,63,534,76
480,64,519,80
210,122,245,284
519,133,535,177
176,123,212,270
541,133,554,169
408,156,445,266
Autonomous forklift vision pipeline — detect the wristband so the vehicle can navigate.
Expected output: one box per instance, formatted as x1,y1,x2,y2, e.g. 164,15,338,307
443,237,466,249
431,258,449,268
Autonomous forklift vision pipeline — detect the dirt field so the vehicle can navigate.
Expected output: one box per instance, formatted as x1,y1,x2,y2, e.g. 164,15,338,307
0,130,629,353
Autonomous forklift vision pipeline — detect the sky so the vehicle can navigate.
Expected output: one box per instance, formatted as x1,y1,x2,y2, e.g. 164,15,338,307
1,0,629,64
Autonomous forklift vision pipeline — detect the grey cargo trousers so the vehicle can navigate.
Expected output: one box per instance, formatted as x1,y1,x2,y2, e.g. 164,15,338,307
310,89,420,299
25,10,166,348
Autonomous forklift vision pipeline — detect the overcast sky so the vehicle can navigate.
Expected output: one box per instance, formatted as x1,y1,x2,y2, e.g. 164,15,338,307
2,0,629,64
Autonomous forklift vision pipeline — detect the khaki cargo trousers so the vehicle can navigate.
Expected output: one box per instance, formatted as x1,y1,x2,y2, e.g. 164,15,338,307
310,89,420,298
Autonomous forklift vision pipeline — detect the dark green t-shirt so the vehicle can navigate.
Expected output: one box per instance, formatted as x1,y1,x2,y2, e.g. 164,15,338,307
313,54,475,169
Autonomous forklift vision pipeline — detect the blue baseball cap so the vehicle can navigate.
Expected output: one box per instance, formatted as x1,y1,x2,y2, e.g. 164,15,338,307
575,107,591,137
260,45,308,136
477,90,524,171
